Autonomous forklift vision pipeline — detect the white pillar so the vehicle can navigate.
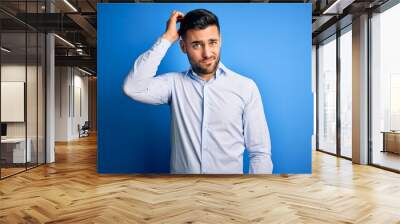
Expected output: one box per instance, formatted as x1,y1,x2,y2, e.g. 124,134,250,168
46,1,55,163
352,14,369,164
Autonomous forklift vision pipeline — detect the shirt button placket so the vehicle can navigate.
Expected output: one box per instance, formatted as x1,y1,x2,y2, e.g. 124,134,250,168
201,84,208,174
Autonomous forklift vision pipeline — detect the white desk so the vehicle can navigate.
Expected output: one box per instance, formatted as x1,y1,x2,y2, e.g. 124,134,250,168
1,138,32,163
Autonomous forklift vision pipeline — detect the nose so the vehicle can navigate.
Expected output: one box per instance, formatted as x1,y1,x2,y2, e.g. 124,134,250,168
202,45,212,59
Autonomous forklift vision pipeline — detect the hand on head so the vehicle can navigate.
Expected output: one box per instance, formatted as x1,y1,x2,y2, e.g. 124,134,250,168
162,10,184,43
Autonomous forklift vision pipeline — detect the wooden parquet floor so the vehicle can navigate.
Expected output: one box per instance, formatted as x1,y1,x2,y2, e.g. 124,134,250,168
1,134,400,224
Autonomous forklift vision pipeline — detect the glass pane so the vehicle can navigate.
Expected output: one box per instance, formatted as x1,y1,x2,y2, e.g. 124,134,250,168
340,28,352,158
27,31,38,169
38,32,45,165
1,31,27,178
0,1,46,179
371,3,400,171
318,36,337,154
26,0,39,170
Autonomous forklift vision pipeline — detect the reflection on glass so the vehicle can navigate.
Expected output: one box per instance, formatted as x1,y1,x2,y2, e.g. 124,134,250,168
0,1,46,179
371,3,400,171
340,28,352,158
318,36,337,154
27,31,38,169
1,32,27,177
38,32,46,165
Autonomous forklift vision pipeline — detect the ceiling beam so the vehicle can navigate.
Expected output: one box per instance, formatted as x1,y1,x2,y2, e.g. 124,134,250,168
55,55,96,73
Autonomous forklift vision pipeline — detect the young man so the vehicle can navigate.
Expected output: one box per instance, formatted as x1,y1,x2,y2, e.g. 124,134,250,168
123,9,273,174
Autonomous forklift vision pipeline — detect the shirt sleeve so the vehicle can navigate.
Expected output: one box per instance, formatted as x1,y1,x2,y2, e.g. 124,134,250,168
123,38,174,105
243,80,273,174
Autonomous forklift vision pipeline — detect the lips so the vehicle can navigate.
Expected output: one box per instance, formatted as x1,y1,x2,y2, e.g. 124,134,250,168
202,58,215,64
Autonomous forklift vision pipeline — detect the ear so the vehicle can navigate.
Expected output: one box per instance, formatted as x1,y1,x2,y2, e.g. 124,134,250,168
179,39,187,54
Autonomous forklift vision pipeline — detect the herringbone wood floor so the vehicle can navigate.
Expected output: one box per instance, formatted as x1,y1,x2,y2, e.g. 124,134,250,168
1,134,400,224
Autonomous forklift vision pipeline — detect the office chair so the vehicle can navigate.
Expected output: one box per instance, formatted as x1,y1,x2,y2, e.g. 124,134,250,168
78,121,90,138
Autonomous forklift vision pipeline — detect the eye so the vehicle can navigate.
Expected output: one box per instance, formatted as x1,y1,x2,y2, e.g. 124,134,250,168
209,41,218,47
192,43,201,49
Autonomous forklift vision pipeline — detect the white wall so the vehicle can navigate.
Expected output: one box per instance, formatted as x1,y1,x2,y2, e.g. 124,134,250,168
55,66,89,141
1,63,46,164
1,64,41,137
1,65,26,140
55,66,69,141
72,73,89,138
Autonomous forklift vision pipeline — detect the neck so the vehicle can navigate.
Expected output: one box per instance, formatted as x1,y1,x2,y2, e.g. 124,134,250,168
199,72,215,81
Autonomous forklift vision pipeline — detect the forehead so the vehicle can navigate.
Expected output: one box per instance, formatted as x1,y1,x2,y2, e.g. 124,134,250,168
184,25,220,42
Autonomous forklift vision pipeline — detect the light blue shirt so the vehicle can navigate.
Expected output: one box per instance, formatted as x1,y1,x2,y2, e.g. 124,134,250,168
123,38,273,174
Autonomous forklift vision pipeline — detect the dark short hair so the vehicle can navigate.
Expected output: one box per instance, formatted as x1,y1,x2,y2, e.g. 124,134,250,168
178,9,220,39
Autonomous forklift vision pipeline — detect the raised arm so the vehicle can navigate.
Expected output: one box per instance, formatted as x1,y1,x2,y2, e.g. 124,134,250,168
123,11,184,105
243,81,273,174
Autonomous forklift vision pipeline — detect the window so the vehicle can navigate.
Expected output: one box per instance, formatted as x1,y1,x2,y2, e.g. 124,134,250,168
318,35,337,154
370,2,400,171
339,27,352,158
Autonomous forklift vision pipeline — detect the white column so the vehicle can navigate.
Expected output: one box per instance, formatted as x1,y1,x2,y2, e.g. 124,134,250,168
46,1,55,163
352,14,369,164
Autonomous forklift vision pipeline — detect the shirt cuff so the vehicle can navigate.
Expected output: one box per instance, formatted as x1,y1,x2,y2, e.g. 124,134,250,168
249,153,273,174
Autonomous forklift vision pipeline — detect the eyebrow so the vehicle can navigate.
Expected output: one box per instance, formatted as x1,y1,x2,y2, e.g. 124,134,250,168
191,40,203,45
190,39,219,44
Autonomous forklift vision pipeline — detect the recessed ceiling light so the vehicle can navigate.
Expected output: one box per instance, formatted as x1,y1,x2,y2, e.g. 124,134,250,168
54,34,75,48
63,0,78,12
78,67,93,76
322,0,355,15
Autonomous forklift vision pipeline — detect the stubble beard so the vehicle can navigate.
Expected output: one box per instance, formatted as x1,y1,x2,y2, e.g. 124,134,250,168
189,54,221,76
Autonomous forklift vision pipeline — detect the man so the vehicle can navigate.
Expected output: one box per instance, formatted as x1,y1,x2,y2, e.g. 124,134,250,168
123,9,273,174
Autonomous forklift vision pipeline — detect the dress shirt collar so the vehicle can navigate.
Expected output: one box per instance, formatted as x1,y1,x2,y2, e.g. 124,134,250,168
187,62,228,83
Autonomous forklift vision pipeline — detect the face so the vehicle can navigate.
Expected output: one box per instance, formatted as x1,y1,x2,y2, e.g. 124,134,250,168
180,25,221,76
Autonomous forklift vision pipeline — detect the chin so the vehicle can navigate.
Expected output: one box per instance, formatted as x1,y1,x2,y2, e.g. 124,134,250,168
191,59,220,75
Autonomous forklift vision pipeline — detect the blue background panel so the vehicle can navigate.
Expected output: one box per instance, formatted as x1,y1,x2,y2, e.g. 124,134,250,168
97,3,312,174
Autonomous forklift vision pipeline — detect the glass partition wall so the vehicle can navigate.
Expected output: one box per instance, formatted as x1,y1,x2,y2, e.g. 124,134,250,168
0,1,46,179
0,30,27,177
317,26,353,159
